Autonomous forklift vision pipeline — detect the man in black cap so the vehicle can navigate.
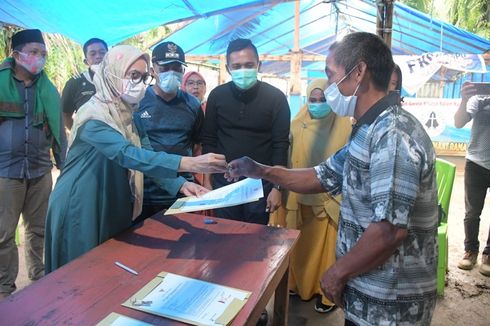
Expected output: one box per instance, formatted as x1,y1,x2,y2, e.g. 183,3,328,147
0,29,67,300
61,38,108,130
133,41,204,220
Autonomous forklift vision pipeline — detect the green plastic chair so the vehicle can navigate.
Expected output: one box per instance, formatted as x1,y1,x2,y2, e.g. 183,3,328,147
15,227,20,245
435,158,456,296
15,218,22,246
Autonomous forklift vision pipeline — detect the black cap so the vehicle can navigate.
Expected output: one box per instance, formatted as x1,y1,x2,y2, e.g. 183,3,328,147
11,29,45,50
152,41,186,66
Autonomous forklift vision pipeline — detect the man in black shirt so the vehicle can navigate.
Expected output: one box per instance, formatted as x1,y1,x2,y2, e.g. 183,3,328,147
202,38,290,226
61,38,108,129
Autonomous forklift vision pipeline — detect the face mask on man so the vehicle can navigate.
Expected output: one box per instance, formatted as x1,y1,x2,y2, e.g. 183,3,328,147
307,102,332,119
158,71,183,94
230,68,258,90
324,65,361,117
121,79,146,105
16,52,46,75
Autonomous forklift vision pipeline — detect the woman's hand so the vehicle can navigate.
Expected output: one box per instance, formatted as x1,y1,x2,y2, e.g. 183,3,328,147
179,153,227,174
179,181,209,197
266,188,282,213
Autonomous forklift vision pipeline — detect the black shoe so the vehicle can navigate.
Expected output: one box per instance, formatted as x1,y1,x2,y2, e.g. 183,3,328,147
289,290,298,296
256,309,268,326
314,296,335,313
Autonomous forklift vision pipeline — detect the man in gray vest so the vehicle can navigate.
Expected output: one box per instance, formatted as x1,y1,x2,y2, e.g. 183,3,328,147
0,29,66,300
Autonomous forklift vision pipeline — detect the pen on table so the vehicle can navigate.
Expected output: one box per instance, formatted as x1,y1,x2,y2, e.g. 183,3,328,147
115,261,138,275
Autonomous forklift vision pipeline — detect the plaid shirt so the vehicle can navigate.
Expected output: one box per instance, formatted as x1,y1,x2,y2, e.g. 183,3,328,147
315,93,438,326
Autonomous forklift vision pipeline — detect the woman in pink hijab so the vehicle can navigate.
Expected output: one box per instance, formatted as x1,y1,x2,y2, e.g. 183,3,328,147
182,71,207,112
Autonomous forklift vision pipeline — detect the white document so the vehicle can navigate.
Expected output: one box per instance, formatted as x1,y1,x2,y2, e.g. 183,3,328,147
124,272,250,326
165,178,263,215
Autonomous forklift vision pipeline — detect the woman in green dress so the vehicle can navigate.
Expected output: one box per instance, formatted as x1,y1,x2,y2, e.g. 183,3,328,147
45,45,227,273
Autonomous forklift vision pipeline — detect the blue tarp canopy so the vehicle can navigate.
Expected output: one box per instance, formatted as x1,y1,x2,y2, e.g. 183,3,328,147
0,0,289,45
1,0,489,77
161,0,490,75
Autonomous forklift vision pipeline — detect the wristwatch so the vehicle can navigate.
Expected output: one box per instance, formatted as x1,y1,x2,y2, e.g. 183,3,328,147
273,184,282,191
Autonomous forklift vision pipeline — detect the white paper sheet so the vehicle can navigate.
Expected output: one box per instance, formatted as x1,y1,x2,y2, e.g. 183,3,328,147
165,178,263,215
140,273,249,325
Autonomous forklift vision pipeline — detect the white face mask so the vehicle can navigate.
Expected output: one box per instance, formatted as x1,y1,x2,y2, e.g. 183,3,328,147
324,65,361,117
16,52,46,75
121,79,146,105
158,71,183,94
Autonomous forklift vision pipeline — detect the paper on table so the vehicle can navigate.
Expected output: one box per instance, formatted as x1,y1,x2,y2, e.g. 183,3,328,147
122,272,251,326
165,178,263,215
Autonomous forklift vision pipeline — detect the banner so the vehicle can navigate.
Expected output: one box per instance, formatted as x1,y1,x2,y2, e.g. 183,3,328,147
402,98,471,156
394,53,486,95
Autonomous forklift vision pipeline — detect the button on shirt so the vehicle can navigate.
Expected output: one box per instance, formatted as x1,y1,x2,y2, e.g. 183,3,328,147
0,77,65,179
314,94,438,325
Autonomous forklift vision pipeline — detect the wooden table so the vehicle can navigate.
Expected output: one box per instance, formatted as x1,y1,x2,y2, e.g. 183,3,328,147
0,213,299,325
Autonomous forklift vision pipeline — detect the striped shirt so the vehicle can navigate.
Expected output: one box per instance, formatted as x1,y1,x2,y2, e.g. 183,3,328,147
315,93,438,326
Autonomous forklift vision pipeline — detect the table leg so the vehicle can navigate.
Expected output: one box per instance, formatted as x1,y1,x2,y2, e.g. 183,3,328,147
273,263,289,326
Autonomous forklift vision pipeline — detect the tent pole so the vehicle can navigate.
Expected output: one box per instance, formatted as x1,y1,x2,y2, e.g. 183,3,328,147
376,0,393,48
219,54,227,85
376,0,385,40
384,0,393,48
289,0,302,116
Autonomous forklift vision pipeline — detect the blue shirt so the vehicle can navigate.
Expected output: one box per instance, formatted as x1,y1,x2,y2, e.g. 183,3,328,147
0,75,66,179
315,93,438,326
134,87,203,205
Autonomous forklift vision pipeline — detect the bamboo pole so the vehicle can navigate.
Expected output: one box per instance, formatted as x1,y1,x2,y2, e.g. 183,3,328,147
186,54,324,62
289,0,301,96
376,0,394,48
219,54,227,85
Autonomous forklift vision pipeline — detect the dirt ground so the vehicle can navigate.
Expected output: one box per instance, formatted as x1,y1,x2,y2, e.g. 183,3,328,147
11,156,490,325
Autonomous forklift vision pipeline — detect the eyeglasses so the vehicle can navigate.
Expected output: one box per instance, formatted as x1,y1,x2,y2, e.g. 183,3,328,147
128,71,154,85
186,80,205,87
18,49,47,58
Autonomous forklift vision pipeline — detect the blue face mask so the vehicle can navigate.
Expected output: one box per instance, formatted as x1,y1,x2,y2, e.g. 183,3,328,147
230,68,258,90
307,102,332,119
158,71,183,94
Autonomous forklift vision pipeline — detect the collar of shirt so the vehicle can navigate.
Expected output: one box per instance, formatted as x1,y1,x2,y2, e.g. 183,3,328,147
152,86,183,104
11,66,41,87
229,80,261,103
351,91,399,138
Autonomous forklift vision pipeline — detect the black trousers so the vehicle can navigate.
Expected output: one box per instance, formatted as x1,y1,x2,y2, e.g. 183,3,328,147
464,159,490,255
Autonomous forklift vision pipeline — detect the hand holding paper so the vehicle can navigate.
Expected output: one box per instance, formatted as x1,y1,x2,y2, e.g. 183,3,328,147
165,178,263,215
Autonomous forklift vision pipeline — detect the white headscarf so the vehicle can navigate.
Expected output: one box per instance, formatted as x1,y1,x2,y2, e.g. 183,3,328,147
70,44,150,220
